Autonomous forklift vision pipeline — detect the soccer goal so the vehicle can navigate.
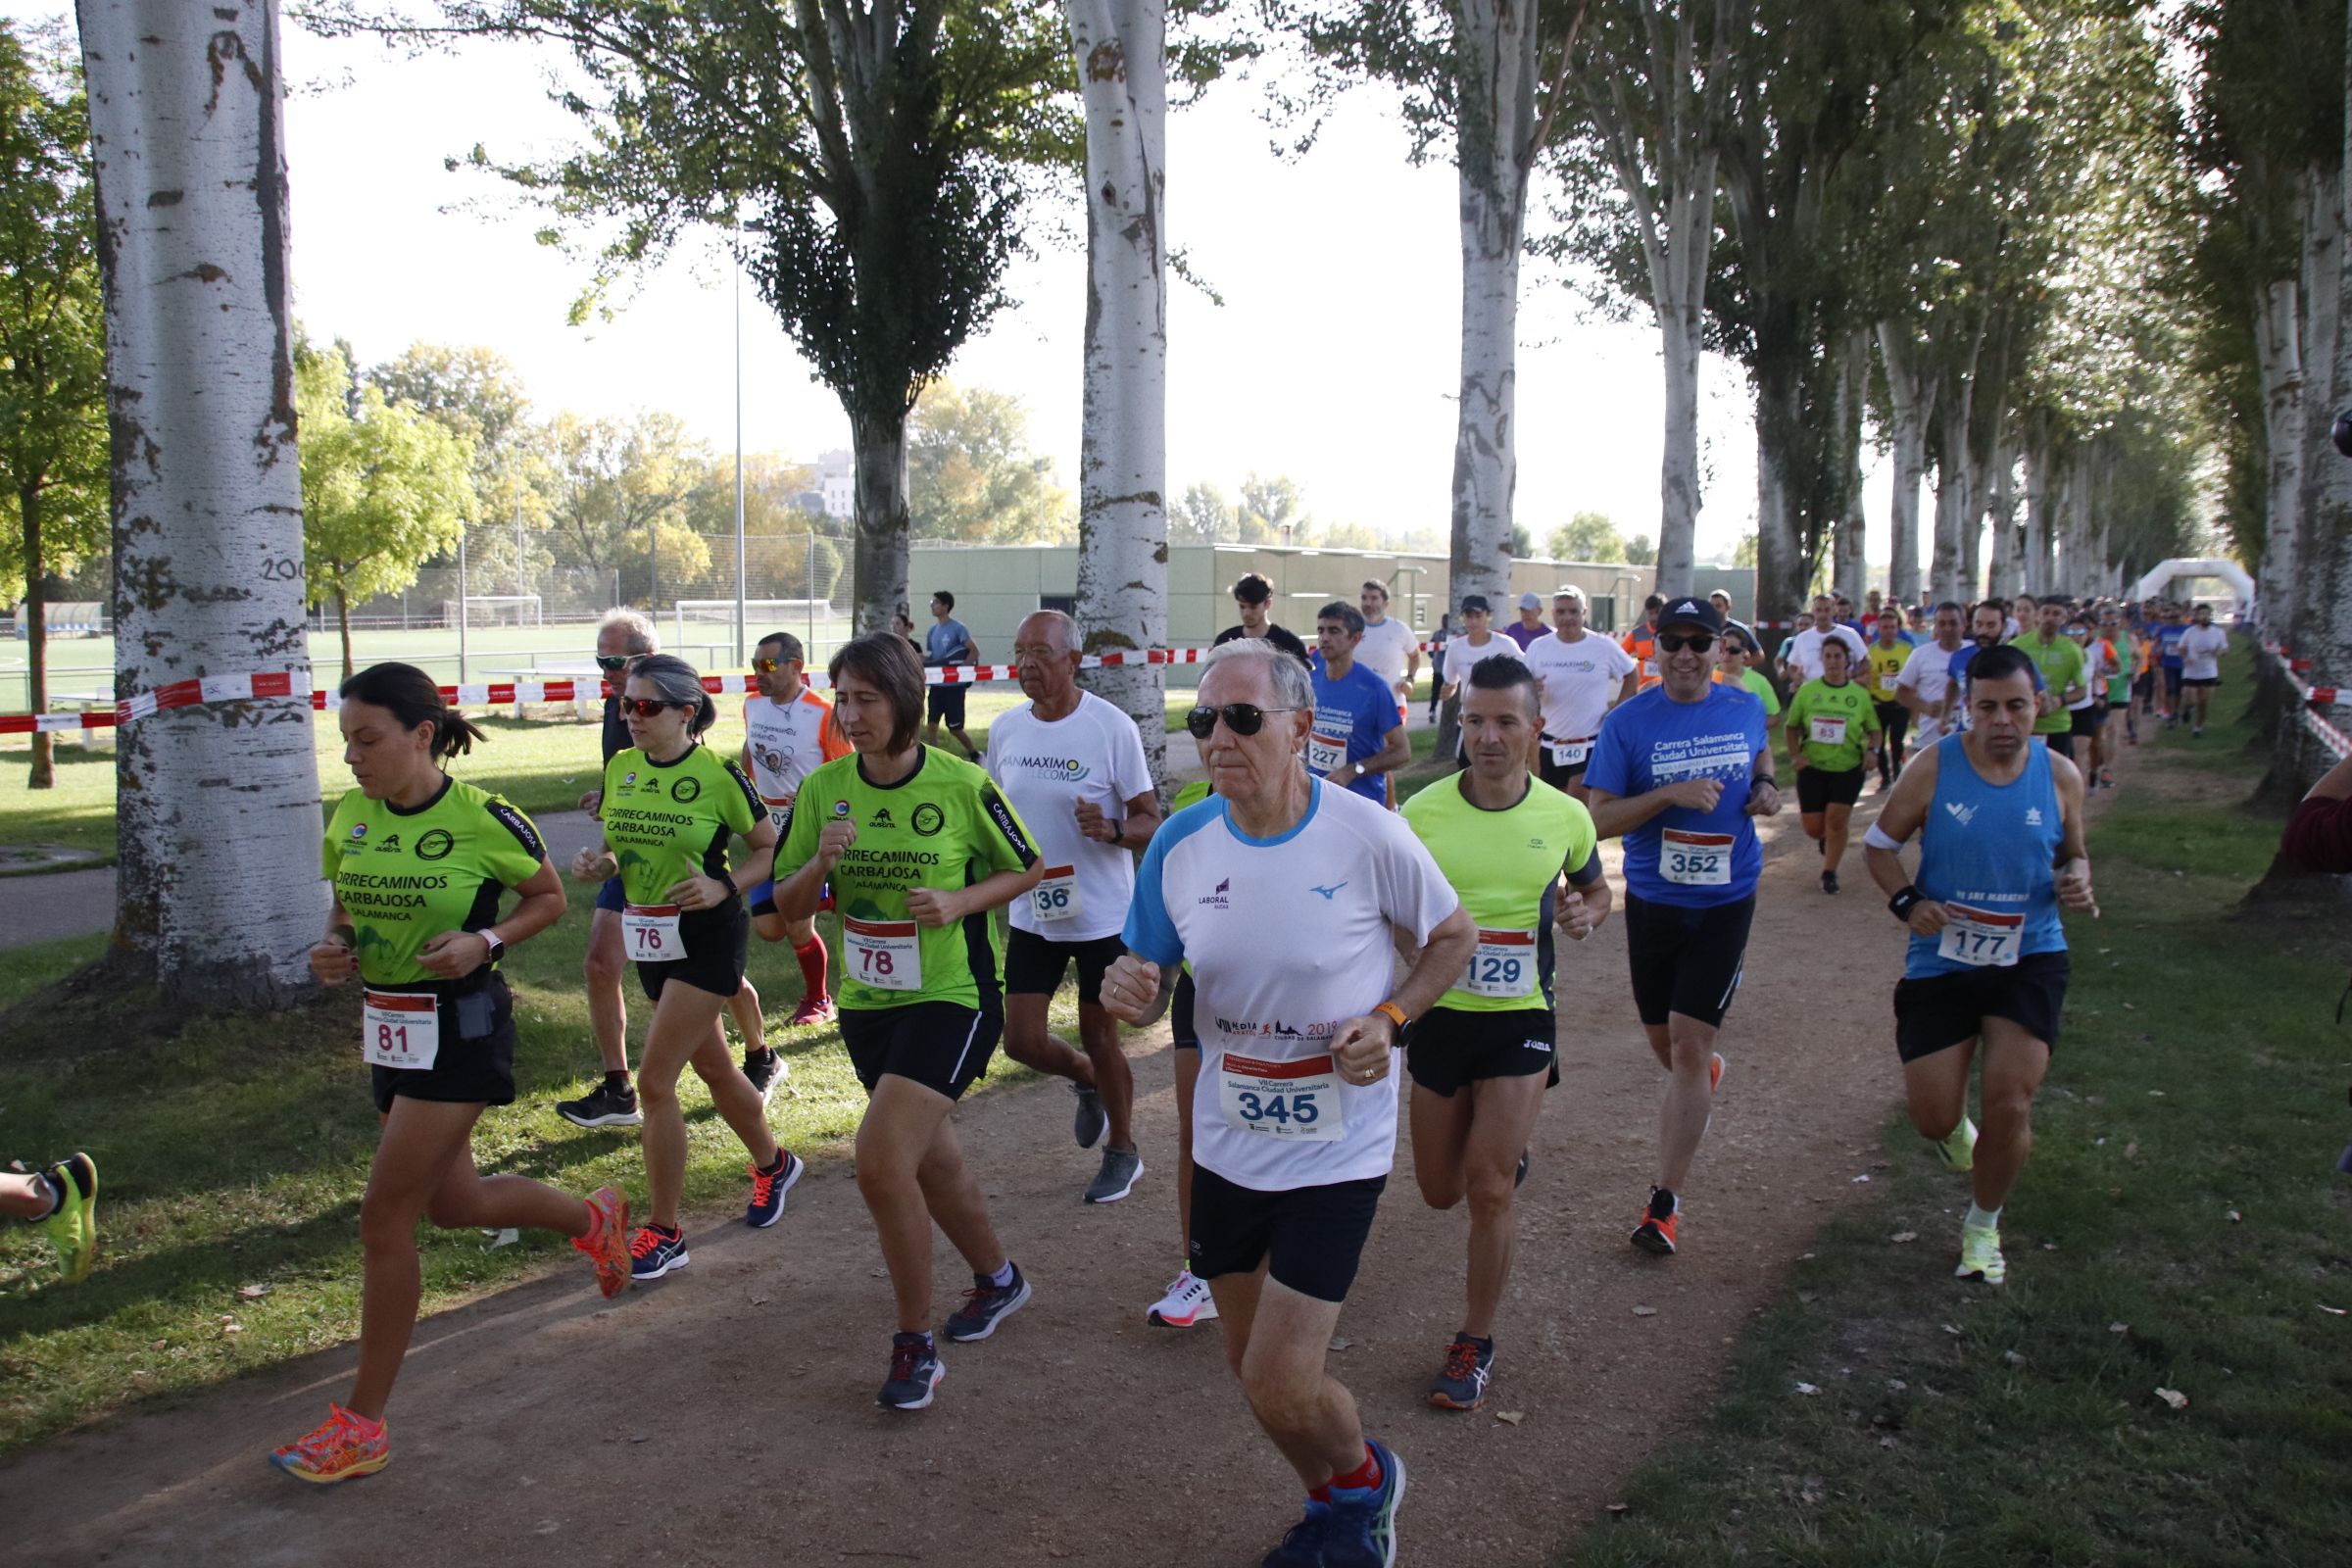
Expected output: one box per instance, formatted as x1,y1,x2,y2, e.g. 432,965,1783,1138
674,599,844,650
441,594,543,628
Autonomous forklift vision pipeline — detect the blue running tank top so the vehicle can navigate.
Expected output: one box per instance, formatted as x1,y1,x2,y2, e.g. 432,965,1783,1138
1905,733,2066,980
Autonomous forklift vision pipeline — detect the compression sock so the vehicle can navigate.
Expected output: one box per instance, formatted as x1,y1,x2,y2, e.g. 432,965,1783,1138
794,936,829,1001
1965,1201,2002,1231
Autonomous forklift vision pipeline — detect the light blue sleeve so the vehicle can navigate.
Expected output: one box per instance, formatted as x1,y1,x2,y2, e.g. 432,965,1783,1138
1122,799,1223,966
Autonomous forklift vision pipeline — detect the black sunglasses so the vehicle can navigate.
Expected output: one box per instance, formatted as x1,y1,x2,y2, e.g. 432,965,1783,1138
595,654,636,673
1657,632,1715,654
1185,703,1298,739
619,697,690,718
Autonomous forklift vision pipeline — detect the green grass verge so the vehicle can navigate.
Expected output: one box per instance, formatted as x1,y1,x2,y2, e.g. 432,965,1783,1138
1567,642,2352,1566
0,903,1092,1454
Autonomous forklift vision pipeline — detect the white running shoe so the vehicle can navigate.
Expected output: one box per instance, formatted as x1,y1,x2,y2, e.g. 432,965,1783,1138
1147,1267,1219,1327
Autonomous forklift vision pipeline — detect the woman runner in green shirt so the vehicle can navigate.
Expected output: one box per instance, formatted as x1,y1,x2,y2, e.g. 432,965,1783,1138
569,655,802,1282
1785,636,1883,894
773,633,1045,1410
275,664,631,1487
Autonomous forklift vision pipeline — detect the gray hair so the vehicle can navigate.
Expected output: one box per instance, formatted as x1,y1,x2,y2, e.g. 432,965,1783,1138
626,653,717,734
1019,609,1080,654
599,607,658,655
1202,638,1313,712
1552,585,1588,610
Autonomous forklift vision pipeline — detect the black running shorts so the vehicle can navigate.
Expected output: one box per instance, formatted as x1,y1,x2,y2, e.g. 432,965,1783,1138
925,684,970,725
1003,927,1126,1005
839,1000,1003,1101
1188,1166,1387,1305
634,903,750,1003
1403,1004,1558,1096
1623,891,1753,1029
1795,763,1866,813
1893,950,2069,1062
2182,675,2220,689
2069,706,2104,737
368,973,517,1114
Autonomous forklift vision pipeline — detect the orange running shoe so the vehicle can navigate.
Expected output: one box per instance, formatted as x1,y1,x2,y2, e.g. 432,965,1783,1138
572,1185,632,1298
1630,1188,1680,1255
1709,1053,1725,1093
269,1401,388,1484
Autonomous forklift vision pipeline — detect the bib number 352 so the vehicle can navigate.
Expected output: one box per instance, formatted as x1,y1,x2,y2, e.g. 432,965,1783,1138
1218,1052,1345,1142
1660,828,1733,887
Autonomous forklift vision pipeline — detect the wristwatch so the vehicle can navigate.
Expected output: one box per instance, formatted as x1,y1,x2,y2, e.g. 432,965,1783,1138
1374,1001,1409,1032
480,930,506,965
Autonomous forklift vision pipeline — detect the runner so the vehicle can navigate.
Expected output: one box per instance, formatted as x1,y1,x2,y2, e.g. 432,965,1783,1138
2178,603,2230,737
771,633,1044,1409
985,610,1162,1204
1100,638,1474,1568
1782,594,1868,687
1308,601,1412,804
1400,657,1609,1411
1215,570,1314,666
1503,591,1547,650
1863,643,2096,1288
1521,585,1638,797
1354,578,1422,726
1440,595,1527,761
2066,614,2113,788
1425,612,1454,723
1864,611,1913,791
2,1152,97,1284
568,655,803,1284
1707,588,1758,657
1146,772,1219,1330
2127,608,2155,743
276,663,632,1485
1585,598,1780,1255
1785,636,1882,895
742,631,853,1027
1622,594,1665,691
2098,611,2133,768
1940,602,2043,736
1718,629,1783,719
922,591,983,760
2154,602,2188,723
2008,598,2088,760
1896,602,1968,760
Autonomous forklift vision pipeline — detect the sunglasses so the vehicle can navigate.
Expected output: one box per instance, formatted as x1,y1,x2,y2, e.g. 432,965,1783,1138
595,654,635,673
1185,703,1298,739
619,697,690,718
752,658,789,673
1657,632,1715,654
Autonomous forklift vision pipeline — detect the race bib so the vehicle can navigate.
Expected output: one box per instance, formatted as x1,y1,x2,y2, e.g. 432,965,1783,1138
762,794,793,834
1809,715,1848,746
1546,736,1592,769
844,915,922,992
1936,903,2024,968
1877,673,1898,694
1660,828,1733,887
1306,731,1348,775
1029,864,1082,923
363,989,440,1071
623,904,685,962
1461,928,1538,998
1218,1051,1345,1142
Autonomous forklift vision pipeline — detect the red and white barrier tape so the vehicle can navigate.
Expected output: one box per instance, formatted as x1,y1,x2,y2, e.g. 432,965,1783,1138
2258,636,2352,760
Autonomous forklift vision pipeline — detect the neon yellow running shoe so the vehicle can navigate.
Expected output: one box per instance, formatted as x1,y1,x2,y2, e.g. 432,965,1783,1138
1956,1222,2006,1285
1936,1117,1978,1173
38,1152,97,1284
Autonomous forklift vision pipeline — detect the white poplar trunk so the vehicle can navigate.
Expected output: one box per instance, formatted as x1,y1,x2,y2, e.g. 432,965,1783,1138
2255,277,2304,637
1984,450,2019,601
2293,163,2344,659
1930,399,1975,607
848,411,910,634
1833,329,1867,603
1652,178,1714,600
1749,369,1806,625
79,0,326,1004
2019,432,2052,598
1968,418,2008,604
1875,321,1933,603
1066,0,1168,785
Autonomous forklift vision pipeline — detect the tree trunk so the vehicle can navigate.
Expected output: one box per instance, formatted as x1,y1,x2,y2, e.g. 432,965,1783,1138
21,483,54,788
849,408,912,634
1929,400,1974,607
1066,0,1168,788
1654,280,1705,600
1750,368,1806,629
1984,448,2018,602
335,581,354,684
2256,276,2304,637
80,0,326,1005
1833,329,1866,603
1875,321,1933,603
2291,162,2345,662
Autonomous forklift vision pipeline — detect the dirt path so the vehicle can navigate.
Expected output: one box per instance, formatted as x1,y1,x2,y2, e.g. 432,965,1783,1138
8,750,2101,1567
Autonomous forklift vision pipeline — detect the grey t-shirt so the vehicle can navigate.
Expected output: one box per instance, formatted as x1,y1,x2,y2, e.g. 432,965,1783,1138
925,617,974,665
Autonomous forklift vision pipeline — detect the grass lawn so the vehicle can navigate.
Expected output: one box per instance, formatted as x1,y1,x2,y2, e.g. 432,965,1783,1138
1566,644,2352,1566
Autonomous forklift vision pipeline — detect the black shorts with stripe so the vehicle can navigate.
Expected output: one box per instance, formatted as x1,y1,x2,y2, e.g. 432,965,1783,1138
1623,891,1753,1029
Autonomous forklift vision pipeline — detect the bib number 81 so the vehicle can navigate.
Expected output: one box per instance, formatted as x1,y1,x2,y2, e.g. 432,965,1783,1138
1232,1090,1320,1127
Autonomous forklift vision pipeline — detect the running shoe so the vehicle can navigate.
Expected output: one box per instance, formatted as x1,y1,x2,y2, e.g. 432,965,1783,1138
628,1223,690,1281
1710,1052,1726,1093
1822,869,1840,895
1957,1222,2006,1285
269,1402,388,1485
877,1332,945,1410
2099,769,2116,789
556,1080,642,1129
1428,1335,1494,1411
1148,1267,1219,1327
2192,725,2204,738
1324,1440,1406,1568
1631,1187,1680,1255
1071,1083,1106,1150
1084,1147,1144,1204
944,1264,1032,1342
745,1150,803,1229
1259,1500,1334,1568
1515,1149,1530,1189
1935,1115,1978,1172
742,1048,786,1103
571,1185,632,1298
785,994,837,1028
38,1152,97,1284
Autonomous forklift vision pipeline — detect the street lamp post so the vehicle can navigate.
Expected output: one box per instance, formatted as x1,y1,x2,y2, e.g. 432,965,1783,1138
734,241,747,668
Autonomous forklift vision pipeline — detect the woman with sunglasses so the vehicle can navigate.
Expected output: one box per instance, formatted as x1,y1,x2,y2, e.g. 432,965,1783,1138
273,663,631,1485
569,654,803,1282
771,633,1044,1409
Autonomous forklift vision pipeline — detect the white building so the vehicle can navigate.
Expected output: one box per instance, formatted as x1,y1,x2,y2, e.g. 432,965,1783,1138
814,449,854,520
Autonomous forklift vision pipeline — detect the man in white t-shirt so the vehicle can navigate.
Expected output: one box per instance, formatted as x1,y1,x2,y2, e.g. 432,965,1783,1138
1783,594,1868,685
1102,639,1473,1568
1521,585,1638,797
1895,601,1969,757
2177,603,2230,738
1354,578,1421,721
743,631,853,1030
1441,594,1525,763
985,611,1164,1204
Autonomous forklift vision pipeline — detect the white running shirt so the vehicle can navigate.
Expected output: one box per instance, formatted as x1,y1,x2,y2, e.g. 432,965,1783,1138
1354,615,1419,695
984,690,1155,942
1787,624,1868,683
1445,632,1525,693
2180,624,2228,680
742,689,844,832
1522,630,1638,741
1123,781,1460,1191
1897,641,1964,751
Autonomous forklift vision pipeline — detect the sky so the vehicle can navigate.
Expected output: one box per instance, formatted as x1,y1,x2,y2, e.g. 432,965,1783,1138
18,6,1919,568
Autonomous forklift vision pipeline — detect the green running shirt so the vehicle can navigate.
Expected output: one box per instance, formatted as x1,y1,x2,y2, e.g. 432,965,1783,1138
1787,678,1883,772
322,776,547,987
778,747,1040,1011
1399,772,1598,1013
600,744,764,906
2008,631,2086,735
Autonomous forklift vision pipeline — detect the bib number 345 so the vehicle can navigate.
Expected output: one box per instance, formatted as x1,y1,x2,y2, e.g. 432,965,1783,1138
1218,1052,1346,1142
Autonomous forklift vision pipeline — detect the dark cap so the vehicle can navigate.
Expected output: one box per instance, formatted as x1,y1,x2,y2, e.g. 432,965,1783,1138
1460,594,1491,614
1656,596,1724,635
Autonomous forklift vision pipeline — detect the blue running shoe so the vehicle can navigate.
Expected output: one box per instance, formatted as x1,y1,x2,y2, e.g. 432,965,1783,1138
745,1150,802,1229
944,1264,1031,1342
628,1224,689,1281
1324,1441,1406,1568
877,1333,945,1410
1259,1498,1334,1567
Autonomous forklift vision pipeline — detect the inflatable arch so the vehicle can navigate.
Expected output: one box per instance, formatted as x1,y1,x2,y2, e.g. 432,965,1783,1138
2128,558,2255,610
